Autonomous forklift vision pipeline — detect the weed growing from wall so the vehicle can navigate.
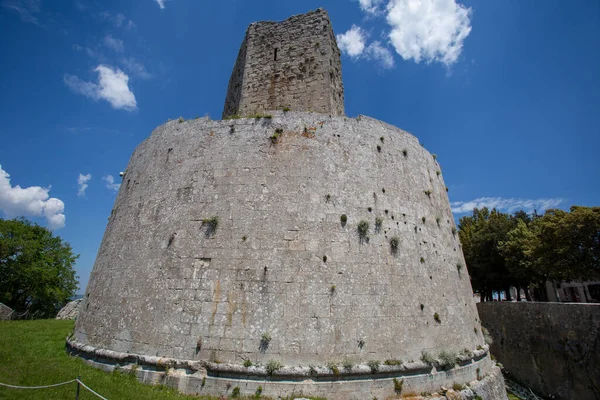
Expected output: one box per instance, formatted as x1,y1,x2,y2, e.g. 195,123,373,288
202,216,219,237
375,217,383,232
421,351,435,365
367,360,380,373
265,360,282,375
326,361,339,375
393,378,404,394
390,236,400,254
357,220,369,243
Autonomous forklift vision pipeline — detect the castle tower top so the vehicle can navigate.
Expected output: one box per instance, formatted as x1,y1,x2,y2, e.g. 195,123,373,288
222,9,344,118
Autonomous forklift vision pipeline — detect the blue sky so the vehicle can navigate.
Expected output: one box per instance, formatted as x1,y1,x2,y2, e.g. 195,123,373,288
1,0,599,292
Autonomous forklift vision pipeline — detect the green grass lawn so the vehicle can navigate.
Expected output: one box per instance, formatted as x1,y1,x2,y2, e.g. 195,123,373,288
0,320,229,399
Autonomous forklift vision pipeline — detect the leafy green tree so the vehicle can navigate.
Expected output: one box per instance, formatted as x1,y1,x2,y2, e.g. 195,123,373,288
498,220,540,300
458,208,514,301
532,206,600,282
0,218,78,316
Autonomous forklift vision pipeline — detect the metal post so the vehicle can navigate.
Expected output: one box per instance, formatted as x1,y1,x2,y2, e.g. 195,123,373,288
75,376,80,400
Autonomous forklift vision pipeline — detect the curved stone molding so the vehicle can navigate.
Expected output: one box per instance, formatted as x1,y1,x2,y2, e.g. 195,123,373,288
67,337,489,378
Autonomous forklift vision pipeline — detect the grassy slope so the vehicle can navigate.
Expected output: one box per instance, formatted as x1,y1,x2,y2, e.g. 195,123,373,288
0,320,221,400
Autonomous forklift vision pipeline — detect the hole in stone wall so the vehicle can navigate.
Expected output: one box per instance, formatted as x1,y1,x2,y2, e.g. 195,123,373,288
274,48,278,61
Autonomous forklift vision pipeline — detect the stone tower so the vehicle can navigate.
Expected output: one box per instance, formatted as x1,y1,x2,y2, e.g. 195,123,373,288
222,9,344,118
71,9,506,400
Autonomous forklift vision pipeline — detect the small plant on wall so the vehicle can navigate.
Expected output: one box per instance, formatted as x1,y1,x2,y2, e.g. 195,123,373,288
424,189,432,198
202,216,219,237
390,236,399,254
357,220,369,243
340,214,348,227
375,217,383,232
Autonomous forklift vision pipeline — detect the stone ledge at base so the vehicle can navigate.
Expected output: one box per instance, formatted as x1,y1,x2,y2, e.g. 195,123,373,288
67,338,507,400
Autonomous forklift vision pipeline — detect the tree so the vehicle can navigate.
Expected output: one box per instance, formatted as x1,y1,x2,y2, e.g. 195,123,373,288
0,217,78,316
532,206,600,282
498,220,540,300
458,208,514,301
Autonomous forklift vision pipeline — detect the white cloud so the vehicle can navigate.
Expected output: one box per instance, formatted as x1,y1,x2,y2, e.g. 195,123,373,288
64,65,137,111
2,0,41,25
103,175,120,192
386,0,472,66
155,0,166,9
104,34,124,53
451,197,564,215
336,25,367,58
358,0,384,14
366,41,394,69
77,173,91,197
0,164,66,229
121,57,152,79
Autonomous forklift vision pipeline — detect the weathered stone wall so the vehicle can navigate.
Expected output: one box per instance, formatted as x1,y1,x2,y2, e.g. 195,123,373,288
222,9,344,118
76,112,486,375
0,302,13,320
478,302,600,400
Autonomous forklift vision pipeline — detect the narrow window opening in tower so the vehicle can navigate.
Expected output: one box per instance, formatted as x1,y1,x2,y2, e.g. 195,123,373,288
274,48,278,61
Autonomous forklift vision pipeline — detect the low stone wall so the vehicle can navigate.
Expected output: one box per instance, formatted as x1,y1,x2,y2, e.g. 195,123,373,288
0,302,13,320
477,302,600,400
67,338,506,399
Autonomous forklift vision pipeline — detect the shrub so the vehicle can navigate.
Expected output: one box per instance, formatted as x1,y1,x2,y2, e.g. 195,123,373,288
436,170,441,176
393,378,404,394
330,285,336,293
438,350,457,369
451,227,457,235
424,189,432,198
436,217,441,226
202,216,219,236
453,383,465,391
434,312,441,323
482,327,494,345
433,154,437,160
420,351,435,365
375,217,383,232
343,358,354,371
283,106,290,112
384,359,402,366
420,303,424,311
422,216,426,223
242,236,247,241
326,361,339,375
259,332,271,352
367,360,380,373
357,220,369,242
243,358,252,367
457,263,463,272
325,194,331,203
390,236,400,254
357,339,365,349
224,114,242,120
446,186,449,192
254,386,263,398
265,360,282,375
380,136,384,142
420,257,425,264
474,327,478,334
340,214,348,226
231,386,241,397
178,116,184,123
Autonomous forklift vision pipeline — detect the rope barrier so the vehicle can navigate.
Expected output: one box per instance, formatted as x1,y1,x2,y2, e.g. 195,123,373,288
0,379,77,389
77,378,109,400
0,378,108,399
